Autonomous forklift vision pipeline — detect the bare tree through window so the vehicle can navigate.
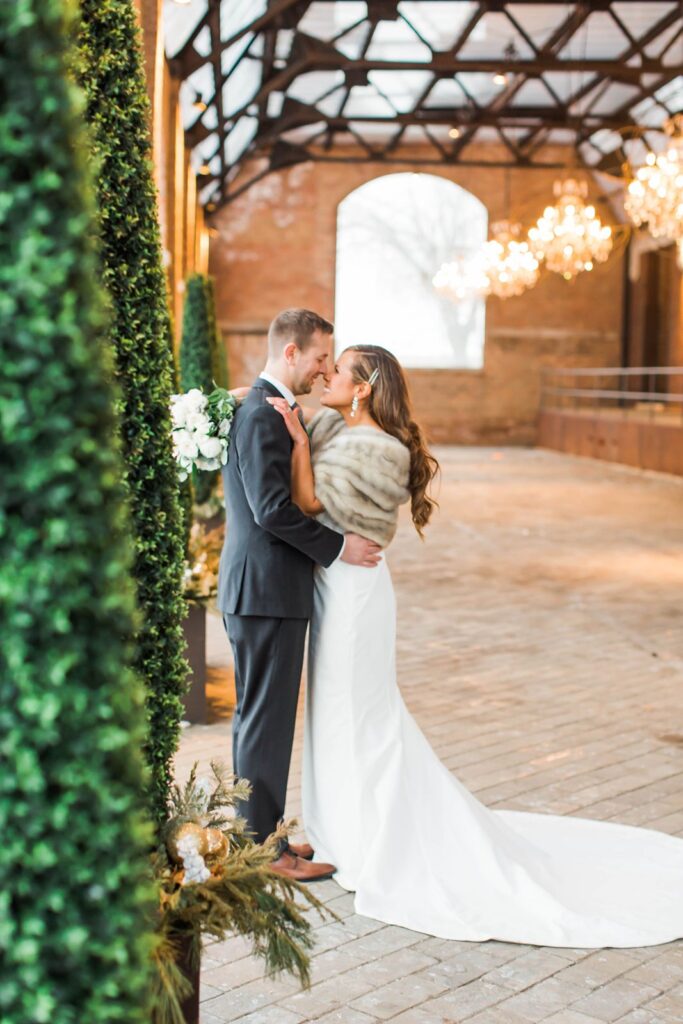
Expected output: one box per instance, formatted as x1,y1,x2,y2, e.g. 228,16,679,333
335,173,487,368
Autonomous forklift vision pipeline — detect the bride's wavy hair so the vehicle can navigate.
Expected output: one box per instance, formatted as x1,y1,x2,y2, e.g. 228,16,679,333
344,345,439,537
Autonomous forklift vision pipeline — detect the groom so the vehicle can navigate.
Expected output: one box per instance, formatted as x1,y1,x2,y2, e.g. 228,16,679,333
217,308,381,881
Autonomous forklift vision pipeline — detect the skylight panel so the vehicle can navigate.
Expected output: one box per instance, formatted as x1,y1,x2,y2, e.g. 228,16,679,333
509,78,558,108
225,116,258,166
223,53,262,120
297,2,368,43
655,75,683,111
559,12,630,60
367,71,434,113
221,0,266,43
287,71,346,105
589,82,642,116
336,21,371,60
343,86,397,118
398,1,478,52
505,4,573,52
458,12,535,60
163,0,208,58
424,78,468,109
365,18,432,63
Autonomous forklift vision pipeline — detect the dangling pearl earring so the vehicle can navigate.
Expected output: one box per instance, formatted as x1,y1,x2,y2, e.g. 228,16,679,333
350,395,359,418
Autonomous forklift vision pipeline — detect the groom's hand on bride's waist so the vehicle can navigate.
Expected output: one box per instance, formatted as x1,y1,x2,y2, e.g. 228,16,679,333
340,533,382,568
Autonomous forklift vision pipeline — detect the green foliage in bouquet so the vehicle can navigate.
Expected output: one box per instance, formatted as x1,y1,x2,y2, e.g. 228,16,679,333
180,274,221,505
154,764,332,1024
0,2,155,1020
76,0,188,826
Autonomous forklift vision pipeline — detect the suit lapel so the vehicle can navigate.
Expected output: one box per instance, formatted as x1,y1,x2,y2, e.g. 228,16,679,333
252,377,282,400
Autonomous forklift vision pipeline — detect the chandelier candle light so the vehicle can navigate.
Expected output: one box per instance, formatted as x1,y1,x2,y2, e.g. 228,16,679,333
432,251,490,302
625,115,683,256
480,220,540,298
528,179,613,281
433,221,539,302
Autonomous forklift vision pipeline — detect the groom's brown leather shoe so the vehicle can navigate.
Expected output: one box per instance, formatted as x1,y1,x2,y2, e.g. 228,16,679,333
288,842,314,860
270,850,336,882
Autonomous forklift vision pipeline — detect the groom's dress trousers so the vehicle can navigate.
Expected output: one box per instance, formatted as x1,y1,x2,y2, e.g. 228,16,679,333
217,378,343,847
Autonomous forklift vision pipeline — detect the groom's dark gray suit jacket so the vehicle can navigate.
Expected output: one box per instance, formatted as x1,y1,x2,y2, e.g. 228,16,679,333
217,377,344,618
217,377,344,847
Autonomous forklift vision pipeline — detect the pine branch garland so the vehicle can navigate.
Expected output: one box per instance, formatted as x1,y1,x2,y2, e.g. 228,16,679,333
153,764,336,1023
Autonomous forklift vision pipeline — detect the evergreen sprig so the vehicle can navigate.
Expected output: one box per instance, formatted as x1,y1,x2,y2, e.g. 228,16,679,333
153,765,334,1023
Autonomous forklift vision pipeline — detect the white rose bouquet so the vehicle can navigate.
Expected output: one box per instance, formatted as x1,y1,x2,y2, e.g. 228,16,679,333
170,387,237,481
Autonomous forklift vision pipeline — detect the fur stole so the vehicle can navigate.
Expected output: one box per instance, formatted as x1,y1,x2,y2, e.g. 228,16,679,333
309,408,411,547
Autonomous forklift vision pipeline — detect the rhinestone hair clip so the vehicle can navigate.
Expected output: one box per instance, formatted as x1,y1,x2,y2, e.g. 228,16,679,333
367,368,380,387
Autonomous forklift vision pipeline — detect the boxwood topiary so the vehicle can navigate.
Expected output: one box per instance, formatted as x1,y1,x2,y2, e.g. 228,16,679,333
0,1,155,1020
180,273,219,504
76,0,189,825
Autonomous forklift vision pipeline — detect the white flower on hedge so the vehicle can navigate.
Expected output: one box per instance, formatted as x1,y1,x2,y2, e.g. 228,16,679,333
197,435,222,459
175,430,199,459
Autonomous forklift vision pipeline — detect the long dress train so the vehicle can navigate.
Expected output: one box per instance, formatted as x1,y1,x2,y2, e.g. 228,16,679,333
303,555,683,948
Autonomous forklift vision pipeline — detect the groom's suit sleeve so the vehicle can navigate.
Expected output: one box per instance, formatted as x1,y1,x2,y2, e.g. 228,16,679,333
237,404,344,567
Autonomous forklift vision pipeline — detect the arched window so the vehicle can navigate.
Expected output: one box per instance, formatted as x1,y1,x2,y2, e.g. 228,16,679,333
335,173,487,369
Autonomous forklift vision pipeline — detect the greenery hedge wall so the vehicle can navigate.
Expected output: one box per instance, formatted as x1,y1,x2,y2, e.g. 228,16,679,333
180,274,220,504
205,275,229,390
0,2,154,1020
77,0,188,825
166,311,193,555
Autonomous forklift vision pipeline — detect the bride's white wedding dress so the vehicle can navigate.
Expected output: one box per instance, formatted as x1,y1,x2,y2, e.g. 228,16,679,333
303,553,683,947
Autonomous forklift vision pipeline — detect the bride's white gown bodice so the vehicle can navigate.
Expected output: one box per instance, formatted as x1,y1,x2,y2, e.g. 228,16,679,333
303,554,683,947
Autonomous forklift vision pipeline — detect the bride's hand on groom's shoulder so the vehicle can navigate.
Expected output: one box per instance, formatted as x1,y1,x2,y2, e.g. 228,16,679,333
341,533,382,568
267,397,308,446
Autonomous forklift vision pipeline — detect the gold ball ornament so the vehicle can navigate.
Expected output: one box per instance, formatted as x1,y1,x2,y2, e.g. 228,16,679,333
204,827,229,862
166,821,207,863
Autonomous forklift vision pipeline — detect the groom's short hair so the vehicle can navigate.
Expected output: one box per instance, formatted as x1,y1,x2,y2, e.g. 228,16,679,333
268,308,334,355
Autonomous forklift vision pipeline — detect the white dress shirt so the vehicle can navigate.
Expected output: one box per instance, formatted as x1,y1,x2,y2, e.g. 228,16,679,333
259,370,297,408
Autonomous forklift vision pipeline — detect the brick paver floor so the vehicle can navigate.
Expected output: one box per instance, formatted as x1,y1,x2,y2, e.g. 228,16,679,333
176,447,683,1024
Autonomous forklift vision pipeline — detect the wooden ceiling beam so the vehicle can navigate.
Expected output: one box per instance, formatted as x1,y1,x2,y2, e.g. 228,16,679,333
168,0,683,207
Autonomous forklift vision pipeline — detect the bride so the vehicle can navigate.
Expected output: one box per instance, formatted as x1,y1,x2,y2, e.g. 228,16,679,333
267,343,683,948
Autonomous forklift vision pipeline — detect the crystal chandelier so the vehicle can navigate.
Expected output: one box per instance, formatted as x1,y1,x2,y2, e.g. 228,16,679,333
624,115,683,243
528,179,613,281
480,221,540,298
432,251,489,302
433,222,539,302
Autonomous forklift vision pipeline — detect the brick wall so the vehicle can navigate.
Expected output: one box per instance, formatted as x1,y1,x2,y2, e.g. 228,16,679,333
209,150,624,444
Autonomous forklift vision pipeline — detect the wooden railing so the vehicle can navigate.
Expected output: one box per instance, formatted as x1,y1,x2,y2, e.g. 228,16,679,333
540,367,683,421
538,367,683,475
